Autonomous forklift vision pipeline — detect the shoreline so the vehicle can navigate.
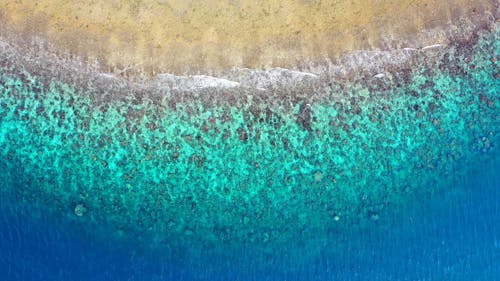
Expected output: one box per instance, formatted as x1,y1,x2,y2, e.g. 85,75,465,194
0,8,496,104
0,1,497,76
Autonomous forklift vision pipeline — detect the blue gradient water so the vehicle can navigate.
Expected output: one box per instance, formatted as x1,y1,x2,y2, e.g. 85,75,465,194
1,154,498,280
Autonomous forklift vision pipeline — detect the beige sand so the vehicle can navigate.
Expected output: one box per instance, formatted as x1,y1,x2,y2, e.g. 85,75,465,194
0,0,495,74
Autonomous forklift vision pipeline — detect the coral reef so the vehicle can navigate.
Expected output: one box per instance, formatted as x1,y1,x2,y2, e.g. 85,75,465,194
0,9,498,266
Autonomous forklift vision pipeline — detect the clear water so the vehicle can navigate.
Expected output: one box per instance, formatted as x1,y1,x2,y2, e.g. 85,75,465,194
0,20,498,281
1,156,498,280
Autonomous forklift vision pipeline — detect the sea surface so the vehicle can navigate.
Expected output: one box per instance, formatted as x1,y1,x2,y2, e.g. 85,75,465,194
1,155,499,281
0,11,499,281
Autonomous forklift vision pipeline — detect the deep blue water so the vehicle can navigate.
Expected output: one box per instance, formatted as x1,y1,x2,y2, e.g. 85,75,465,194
1,154,498,280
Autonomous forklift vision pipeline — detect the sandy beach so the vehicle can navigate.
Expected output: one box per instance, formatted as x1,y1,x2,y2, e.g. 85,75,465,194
0,0,495,74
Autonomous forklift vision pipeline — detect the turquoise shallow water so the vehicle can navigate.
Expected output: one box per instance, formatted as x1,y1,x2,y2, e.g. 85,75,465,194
0,18,498,279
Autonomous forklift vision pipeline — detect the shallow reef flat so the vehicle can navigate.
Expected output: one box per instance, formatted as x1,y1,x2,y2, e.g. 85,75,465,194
0,2,499,269
0,0,497,74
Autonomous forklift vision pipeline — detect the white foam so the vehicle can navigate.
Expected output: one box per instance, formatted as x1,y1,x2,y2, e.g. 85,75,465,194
188,75,240,89
230,67,319,90
0,40,9,49
98,73,118,79
155,73,240,91
272,68,318,78
422,44,445,51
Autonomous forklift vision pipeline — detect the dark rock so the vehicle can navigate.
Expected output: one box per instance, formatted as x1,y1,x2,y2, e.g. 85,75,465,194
296,102,312,131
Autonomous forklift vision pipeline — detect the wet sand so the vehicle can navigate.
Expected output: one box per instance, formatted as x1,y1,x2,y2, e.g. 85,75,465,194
0,0,496,74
